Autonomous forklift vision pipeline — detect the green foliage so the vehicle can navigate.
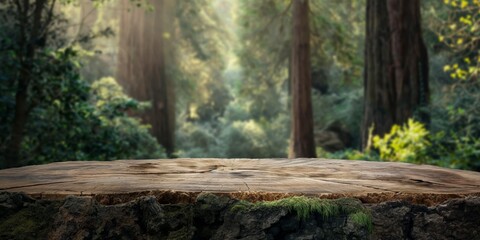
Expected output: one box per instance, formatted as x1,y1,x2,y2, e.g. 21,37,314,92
336,114,480,170
18,73,166,165
230,0,366,159
313,88,364,149
324,149,379,162
175,0,231,123
89,78,166,160
0,46,165,167
176,122,220,158
436,0,480,81
321,0,480,171
176,113,289,158
431,133,480,170
91,77,150,119
0,0,165,168
372,119,430,163
427,91,480,170
236,0,290,120
2,0,480,171
419,0,480,170
426,0,480,170
175,0,367,159
218,117,289,158
219,121,269,157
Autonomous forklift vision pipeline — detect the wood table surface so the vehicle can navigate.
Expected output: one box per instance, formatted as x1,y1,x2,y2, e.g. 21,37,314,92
1,159,480,201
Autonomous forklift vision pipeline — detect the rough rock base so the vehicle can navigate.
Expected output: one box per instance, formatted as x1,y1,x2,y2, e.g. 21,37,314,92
1,192,479,240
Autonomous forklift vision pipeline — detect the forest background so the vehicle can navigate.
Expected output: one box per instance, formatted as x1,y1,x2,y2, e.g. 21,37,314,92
0,0,479,171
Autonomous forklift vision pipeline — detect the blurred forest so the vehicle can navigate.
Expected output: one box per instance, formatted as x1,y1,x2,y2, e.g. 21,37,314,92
0,0,479,171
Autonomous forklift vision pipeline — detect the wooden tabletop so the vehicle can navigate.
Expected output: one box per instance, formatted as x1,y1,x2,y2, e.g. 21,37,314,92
1,159,480,200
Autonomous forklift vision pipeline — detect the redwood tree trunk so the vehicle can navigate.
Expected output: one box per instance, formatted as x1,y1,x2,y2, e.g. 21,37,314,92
289,0,316,158
6,0,47,167
117,0,176,156
362,0,429,149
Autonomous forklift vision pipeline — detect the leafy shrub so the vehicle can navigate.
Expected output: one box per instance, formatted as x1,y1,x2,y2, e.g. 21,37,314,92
429,130,480,171
335,116,480,171
372,119,430,163
0,2,165,168
88,77,166,160
1,72,166,167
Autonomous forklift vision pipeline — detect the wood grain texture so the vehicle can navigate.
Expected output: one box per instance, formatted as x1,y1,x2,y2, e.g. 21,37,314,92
1,159,479,200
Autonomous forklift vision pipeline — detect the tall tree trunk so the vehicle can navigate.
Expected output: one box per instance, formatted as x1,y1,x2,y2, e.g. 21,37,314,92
117,0,176,156
149,0,176,156
6,0,47,168
362,0,429,149
289,0,316,158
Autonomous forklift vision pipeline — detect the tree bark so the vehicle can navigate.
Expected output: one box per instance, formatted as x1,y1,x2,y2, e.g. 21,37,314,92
150,0,176,156
6,0,47,168
362,0,429,149
117,0,176,156
289,0,316,158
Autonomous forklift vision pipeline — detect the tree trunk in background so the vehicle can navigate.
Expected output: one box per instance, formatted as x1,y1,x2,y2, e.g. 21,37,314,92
78,1,98,38
6,0,48,168
117,0,176,156
362,0,429,149
289,0,316,158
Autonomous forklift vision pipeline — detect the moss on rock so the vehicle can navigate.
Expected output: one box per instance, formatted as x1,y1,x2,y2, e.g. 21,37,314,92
231,196,372,224
349,211,373,232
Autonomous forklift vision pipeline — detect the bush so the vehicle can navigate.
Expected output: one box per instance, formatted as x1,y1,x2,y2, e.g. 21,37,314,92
0,3,166,168
333,117,480,171
429,131,480,171
372,119,430,163
2,74,166,167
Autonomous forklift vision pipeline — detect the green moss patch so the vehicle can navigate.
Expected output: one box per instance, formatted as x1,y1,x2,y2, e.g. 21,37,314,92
258,196,340,220
231,196,372,231
349,211,373,232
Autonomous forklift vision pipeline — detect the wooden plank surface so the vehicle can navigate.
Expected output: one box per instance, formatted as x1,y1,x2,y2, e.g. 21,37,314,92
1,159,480,198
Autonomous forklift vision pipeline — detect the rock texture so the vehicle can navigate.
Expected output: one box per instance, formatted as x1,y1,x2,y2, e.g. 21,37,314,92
1,192,480,240
370,197,480,240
